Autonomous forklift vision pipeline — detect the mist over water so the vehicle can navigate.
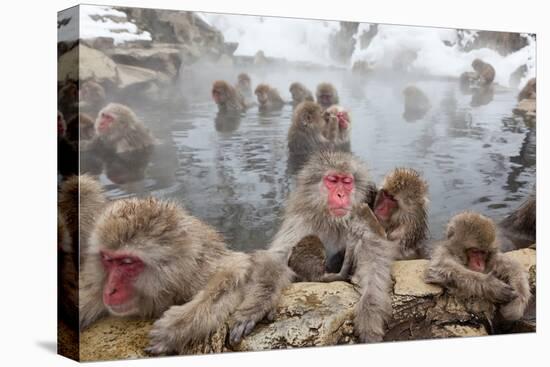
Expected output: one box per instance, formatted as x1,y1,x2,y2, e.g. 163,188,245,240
84,10,535,252
101,67,534,251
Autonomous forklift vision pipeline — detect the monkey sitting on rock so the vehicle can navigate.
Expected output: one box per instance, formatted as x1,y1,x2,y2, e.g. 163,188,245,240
425,212,531,322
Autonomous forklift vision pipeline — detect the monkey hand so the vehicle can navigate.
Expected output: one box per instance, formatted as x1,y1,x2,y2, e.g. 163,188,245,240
486,275,518,304
499,296,526,321
146,304,198,355
229,307,276,346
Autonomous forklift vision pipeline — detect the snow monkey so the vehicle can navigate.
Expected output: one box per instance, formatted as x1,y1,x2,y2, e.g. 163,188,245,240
372,168,429,260
322,104,352,152
471,58,496,86
289,82,314,107
212,80,247,113
254,83,285,111
270,151,395,342
316,82,340,110
79,197,291,354
517,78,536,101
94,103,155,154
425,212,531,322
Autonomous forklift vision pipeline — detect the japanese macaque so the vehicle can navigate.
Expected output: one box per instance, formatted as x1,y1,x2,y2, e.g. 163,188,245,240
58,79,79,119
212,80,247,113
425,212,531,322
286,101,333,175
94,103,155,154
471,58,496,86
498,190,536,252
288,235,326,282
289,82,314,107
403,86,431,122
270,151,395,342
66,113,96,143
235,73,253,102
80,80,106,116
517,78,536,101
322,105,352,151
373,168,429,260
80,197,292,354
254,83,285,111
316,83,340,110
58,175,106,328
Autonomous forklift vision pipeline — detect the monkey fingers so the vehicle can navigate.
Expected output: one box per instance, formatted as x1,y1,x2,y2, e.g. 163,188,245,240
229,319,257,345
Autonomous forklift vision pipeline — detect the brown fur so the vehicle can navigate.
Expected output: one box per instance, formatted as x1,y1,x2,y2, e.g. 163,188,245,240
254,83,285,111
235,73,253,101
498,190,536,251
403,86,431,112
270,151,395,342
322,105,352,151
212,80,247,113
80,80,106,116
517,78,536,101
66,113,95,142
374,168,429,259
426,212,531,321
316,82,340,110
94,103,155,154
79,196,292,354
288,235,326,281
472,59,496,85
289,82,314,106
58,175,106,329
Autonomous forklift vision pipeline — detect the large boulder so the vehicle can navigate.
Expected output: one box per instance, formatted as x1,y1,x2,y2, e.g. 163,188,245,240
78,249,536,361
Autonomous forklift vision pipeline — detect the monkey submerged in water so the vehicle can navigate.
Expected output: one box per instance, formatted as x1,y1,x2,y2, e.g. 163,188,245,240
425,212,530,322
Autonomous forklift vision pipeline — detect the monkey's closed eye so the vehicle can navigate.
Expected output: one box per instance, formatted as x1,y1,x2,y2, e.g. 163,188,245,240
121,258,135,265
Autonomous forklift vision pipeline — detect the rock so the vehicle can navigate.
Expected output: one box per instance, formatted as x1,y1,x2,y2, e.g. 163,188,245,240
82,37,115,50
78,249,536,359
458,30,531,56
58,44,118,84
234,282,359,351
329,21,360,64
392,259,443,297
116,64,159,89
80,318,151,361
106,44,182,77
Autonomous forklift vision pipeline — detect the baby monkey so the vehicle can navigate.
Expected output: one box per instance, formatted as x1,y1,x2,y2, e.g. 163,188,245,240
425,212,530,322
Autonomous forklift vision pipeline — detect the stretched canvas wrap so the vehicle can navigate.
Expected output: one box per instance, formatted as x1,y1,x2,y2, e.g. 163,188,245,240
57,4,536,362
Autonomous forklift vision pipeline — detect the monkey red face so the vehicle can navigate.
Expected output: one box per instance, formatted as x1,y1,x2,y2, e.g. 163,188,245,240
374,190,398,222
466,248,487,273
97,112,115,134
336,111,349,129
101,250,144,315
324,173,354,217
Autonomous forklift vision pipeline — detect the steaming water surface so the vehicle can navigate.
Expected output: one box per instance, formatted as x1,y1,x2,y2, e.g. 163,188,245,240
100,69,535,252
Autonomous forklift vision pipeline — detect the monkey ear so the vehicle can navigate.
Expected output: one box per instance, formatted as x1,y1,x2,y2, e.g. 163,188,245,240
447,226,455,239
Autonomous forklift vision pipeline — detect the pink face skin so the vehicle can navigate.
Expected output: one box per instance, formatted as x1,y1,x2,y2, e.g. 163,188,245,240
336,111,349,129
466,249,487,273
374,190,398,222
97,111,115,134
324,173,355,217
100,250,144,315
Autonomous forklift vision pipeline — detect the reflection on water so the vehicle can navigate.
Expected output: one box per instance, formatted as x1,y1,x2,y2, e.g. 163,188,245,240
88,70,535,252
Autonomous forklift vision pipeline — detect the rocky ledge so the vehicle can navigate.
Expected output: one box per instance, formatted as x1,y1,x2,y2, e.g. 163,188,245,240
79,248,536,361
